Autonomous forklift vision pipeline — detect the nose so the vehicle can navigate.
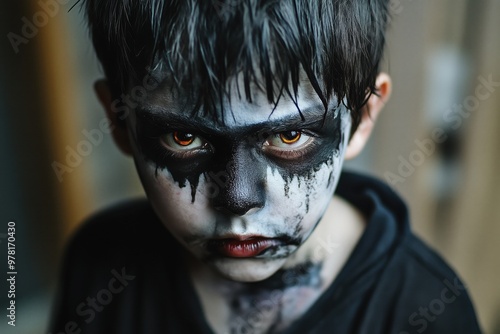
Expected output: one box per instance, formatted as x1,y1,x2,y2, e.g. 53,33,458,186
214,197,263,216
212,148,266,216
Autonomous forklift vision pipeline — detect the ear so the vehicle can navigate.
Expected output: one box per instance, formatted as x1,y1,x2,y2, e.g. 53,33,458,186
344,73,392,160
94,80,133,156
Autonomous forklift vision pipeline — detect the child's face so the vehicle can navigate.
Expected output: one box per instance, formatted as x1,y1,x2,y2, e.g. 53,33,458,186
125,75,352,282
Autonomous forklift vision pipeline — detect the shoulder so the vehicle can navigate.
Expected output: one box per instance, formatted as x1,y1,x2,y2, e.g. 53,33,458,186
72,198,159,240
373,234,482,333
50,199,177,332
62,198,173,275
336,171,481,333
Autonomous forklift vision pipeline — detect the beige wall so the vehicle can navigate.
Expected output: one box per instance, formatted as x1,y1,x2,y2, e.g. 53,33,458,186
356,0,500,331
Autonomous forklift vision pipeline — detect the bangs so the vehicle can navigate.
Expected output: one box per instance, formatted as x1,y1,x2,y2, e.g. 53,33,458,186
82,0,389,130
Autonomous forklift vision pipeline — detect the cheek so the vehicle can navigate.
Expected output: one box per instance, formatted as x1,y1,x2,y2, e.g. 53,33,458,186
261,109,351,233
264,157,340,237
135,160,217,237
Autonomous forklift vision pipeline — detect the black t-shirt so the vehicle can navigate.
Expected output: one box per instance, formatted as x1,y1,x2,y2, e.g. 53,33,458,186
49,172,482,334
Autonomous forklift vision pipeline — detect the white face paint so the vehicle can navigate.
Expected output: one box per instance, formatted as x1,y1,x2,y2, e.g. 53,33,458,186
127,76,352,282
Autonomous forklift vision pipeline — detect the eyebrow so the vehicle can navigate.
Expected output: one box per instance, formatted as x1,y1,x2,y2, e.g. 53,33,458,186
135,104,338,136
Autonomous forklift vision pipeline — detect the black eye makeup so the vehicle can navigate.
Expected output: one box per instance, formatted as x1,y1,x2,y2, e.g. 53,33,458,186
262,130,321,161
159,131,212,159
134,112,215,176
148,127,322,163
134,105,343,172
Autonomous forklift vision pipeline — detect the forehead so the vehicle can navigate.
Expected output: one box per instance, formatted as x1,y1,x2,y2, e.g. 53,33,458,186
137,71,335,128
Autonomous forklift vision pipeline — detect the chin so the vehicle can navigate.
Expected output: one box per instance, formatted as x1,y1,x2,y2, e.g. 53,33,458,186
210,257,288,282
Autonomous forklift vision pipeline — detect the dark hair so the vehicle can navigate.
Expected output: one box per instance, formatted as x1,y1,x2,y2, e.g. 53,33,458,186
82,0,390,132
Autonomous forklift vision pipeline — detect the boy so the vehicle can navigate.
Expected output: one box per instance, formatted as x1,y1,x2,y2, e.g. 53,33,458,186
50,0,481,333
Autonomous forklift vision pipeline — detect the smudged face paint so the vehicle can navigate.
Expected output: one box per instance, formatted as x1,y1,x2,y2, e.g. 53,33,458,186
126,77,352,282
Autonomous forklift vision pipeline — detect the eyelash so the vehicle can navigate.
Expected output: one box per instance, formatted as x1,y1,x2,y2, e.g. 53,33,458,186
136,130,205,163
159,136,210,160
263,132,319,160
160,147,202,160
151,129,320,161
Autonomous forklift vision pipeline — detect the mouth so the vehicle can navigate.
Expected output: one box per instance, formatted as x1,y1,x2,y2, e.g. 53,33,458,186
206,236,290,258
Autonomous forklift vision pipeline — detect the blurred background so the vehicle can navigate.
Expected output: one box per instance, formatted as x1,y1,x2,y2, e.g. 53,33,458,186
0,0,499,333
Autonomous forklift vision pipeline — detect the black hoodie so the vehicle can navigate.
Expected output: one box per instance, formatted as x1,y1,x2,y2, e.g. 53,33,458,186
49,171,482,334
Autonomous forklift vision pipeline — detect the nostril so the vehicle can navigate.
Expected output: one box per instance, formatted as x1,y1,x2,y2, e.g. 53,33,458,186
214,200,263,216
243,207,261,216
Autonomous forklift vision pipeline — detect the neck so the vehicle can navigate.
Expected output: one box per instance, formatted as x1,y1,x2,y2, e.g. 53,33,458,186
187,196,365,333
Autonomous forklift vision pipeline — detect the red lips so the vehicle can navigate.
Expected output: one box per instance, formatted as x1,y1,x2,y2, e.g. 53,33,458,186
208,236,281,258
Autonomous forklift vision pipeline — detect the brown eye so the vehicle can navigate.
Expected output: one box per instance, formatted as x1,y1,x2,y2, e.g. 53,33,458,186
265,131,310,149
279,131,301,144
161,131,205,151
173,131,195,146
263,130,315,160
